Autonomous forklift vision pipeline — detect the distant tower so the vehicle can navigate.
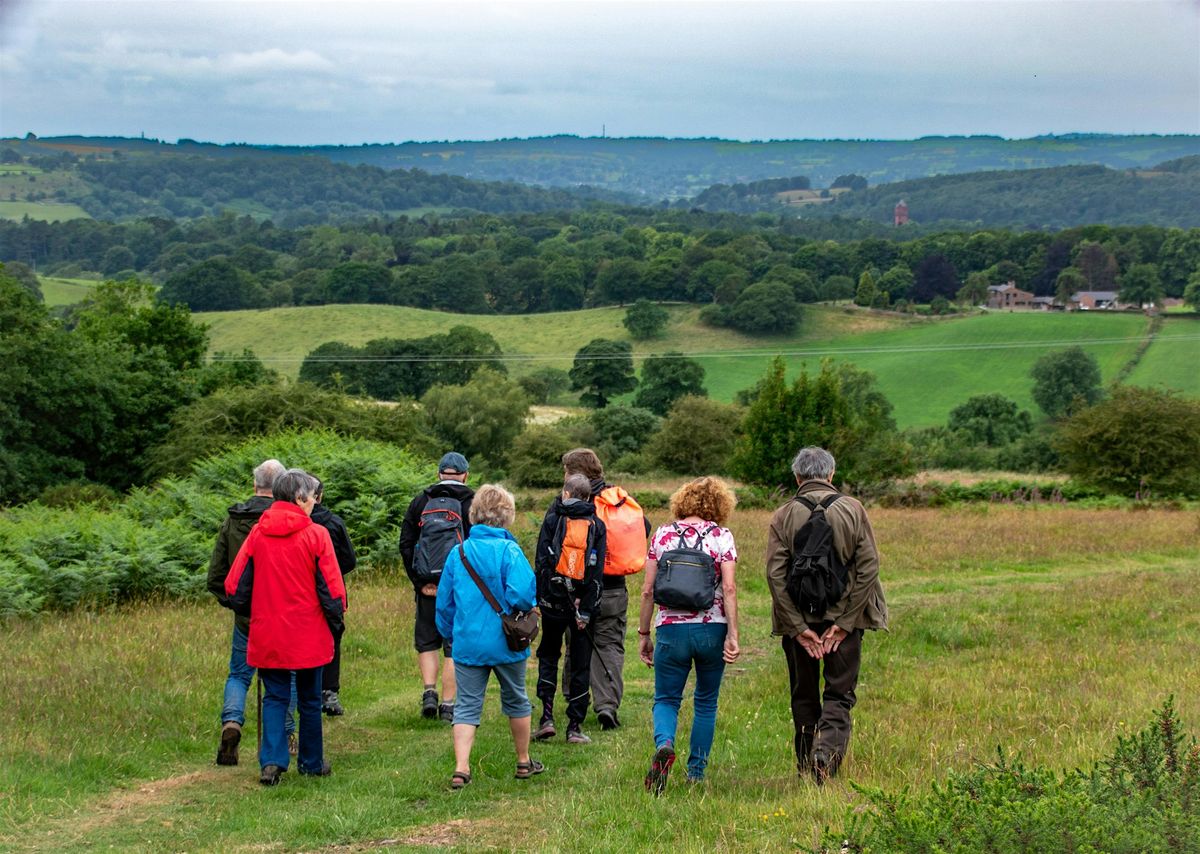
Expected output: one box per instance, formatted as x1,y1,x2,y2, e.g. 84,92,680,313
894,200,909,226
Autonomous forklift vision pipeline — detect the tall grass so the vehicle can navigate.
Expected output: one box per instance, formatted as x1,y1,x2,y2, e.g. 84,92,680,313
1,504,1197,851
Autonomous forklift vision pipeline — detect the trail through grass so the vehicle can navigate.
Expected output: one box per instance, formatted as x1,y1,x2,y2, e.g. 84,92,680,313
1,504,1197,851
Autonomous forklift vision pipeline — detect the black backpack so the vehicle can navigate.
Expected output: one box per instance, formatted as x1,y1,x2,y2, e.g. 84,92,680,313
785,494,848,618
412,495,464,583
653,523,718,612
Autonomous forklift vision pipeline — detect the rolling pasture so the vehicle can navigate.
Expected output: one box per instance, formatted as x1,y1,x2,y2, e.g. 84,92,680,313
1,502,1196,851
38,275,98,306
201,304,1199,428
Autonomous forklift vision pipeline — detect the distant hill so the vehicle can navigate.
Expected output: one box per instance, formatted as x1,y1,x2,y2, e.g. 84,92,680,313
6,132,1200,202
683,159,1200,229
0,139,624,223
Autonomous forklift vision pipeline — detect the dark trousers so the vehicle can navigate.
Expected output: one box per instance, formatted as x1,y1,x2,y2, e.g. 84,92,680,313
322,632,342,693
259,667,323,773
782,627,863,773
536,611,592,725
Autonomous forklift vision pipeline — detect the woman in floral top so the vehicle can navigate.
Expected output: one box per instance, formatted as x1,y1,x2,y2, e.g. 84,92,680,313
637,476,740,794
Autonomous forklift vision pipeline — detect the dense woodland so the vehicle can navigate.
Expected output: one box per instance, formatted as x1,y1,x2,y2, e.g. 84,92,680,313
8,132,1199,199
3,211,1198,319
686,159,1200,229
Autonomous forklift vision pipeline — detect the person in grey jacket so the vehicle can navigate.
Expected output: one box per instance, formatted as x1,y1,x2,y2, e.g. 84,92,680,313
765,447,888,784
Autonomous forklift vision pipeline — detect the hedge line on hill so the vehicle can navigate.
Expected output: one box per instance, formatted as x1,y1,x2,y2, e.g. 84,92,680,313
0,430,429,617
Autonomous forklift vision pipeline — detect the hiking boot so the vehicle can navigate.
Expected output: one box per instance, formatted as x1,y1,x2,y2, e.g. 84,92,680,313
597,709,621,730
299,760,332,777
288,733,298,756
421,689,439,719
216,721,241,766
439,702,455,724
811,750,833,786
533,716,557,741
322,690,344,717
566,724,592,745
644,744,676,796
259,764,283,786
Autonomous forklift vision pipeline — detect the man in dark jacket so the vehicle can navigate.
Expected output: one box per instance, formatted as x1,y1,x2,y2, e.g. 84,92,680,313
533,474,606,745
765,447,888,784
208,458,286,767
311,478,357,717
399,452,474,722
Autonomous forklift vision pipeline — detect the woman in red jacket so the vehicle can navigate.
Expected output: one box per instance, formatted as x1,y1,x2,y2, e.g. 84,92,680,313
225,468,347,785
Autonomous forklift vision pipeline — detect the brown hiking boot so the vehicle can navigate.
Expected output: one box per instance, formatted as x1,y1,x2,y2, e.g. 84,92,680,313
216,722,241,766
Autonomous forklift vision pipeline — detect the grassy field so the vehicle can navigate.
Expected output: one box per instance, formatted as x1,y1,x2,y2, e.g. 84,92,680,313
201,303,1199,428
0,200,91,222
38,275,98,306
1,503,1197,852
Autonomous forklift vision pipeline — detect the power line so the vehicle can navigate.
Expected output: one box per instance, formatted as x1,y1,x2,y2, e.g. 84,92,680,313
210,332,1200,364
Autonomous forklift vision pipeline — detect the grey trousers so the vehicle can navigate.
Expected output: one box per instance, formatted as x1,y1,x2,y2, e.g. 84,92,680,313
564,584,628,715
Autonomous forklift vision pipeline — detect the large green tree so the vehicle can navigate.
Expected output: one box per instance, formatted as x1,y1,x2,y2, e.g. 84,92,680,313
422,369,530,466
160,257,263,311
634,352,706,416
1117,263,1164,308
1030,346,1102,419
727,280,801,334
1057,386,1200,496
569,338,637,408
947,394,1032,446
646,396,742,475
623,299,669,340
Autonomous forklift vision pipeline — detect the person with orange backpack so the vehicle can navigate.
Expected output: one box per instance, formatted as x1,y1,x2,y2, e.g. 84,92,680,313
561,448,649,730
532,474,606,744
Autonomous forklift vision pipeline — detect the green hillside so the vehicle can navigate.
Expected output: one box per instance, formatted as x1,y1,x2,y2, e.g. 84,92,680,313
202,305,1197,428
38,275,97,306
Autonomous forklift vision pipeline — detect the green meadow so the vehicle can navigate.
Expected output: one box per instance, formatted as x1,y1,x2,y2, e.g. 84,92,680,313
202,304,1198,428
1,503,1196,852
0,200,91,222
38,275,98,306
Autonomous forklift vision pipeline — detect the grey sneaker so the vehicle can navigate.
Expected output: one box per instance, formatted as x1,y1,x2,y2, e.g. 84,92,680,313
260,764,283,786
566,724,592,745
322,690,344,717
534,717,557,741
421,689,438,719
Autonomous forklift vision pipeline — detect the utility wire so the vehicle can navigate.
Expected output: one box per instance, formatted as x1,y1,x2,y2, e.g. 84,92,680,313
210,332,1200,364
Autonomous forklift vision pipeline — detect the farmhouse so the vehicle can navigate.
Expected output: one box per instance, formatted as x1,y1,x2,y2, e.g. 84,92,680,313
986,282,1035,309
1071,290,1123,310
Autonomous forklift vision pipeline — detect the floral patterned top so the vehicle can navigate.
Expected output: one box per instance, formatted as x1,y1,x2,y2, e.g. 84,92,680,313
647,520,737,627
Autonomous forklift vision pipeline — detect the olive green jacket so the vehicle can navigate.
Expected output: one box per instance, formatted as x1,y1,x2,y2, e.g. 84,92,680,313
207,495,273,635
765,480,888,637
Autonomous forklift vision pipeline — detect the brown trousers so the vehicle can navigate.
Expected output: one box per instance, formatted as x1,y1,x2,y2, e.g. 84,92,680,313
782,627,863,774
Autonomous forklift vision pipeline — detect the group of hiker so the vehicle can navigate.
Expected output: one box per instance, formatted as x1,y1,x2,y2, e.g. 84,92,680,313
206,444,887,793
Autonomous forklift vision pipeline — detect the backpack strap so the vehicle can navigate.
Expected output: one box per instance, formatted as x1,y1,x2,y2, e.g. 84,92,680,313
793,494,818,511
458,544,503,616
819,494,841,510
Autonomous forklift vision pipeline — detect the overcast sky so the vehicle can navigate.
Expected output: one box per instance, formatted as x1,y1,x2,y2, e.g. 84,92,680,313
1,0,1197,144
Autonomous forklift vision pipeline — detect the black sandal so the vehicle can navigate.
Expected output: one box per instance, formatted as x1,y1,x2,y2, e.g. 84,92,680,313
450,771,471,789
514,759,545,779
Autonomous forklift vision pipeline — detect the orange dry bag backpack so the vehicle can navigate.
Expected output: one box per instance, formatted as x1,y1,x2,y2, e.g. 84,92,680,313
594,485,647,575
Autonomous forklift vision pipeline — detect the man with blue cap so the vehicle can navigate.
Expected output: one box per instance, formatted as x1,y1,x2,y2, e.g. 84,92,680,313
399,452,474,721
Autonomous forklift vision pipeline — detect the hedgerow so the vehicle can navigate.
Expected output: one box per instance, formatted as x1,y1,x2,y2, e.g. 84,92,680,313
0,430,430,616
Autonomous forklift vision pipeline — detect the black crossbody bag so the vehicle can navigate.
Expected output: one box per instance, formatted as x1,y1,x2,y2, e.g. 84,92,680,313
458,544,539,652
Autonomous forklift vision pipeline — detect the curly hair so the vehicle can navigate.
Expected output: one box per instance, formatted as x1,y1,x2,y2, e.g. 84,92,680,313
669,476,737,526
469,484,516,529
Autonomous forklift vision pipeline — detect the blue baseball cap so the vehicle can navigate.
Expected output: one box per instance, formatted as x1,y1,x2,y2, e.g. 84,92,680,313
438,452,469,474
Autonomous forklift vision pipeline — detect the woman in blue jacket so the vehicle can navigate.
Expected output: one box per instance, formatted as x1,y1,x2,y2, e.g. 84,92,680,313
435,484,542,789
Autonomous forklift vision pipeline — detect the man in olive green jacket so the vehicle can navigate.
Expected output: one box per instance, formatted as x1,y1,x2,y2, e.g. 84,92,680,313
766,446,888,783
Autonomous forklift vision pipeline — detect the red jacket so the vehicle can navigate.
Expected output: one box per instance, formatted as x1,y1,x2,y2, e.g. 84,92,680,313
224,501,348,670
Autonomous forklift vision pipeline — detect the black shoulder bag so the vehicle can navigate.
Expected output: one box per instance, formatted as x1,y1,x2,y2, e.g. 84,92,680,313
458,544,539,652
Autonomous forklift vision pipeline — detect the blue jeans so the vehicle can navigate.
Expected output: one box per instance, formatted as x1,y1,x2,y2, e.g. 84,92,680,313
221,624,295,734
259,667,323,772
653,622,728,780
453,660,531,726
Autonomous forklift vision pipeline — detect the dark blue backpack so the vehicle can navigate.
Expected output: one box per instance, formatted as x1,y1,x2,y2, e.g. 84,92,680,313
412,496,464,583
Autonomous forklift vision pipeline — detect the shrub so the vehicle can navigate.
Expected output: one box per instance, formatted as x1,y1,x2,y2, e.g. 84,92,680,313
623,299,669,340
422,368,531,468
826,699,1200,854
1057,386,1200,497
507,423,577,488
588,405,661,460
646,396,742,475
0,430,433,616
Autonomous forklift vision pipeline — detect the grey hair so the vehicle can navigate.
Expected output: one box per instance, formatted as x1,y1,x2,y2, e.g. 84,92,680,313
273,468,319,504
253,459,286,491
791,447,836,481
469,483,516,529
562,473,591,501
